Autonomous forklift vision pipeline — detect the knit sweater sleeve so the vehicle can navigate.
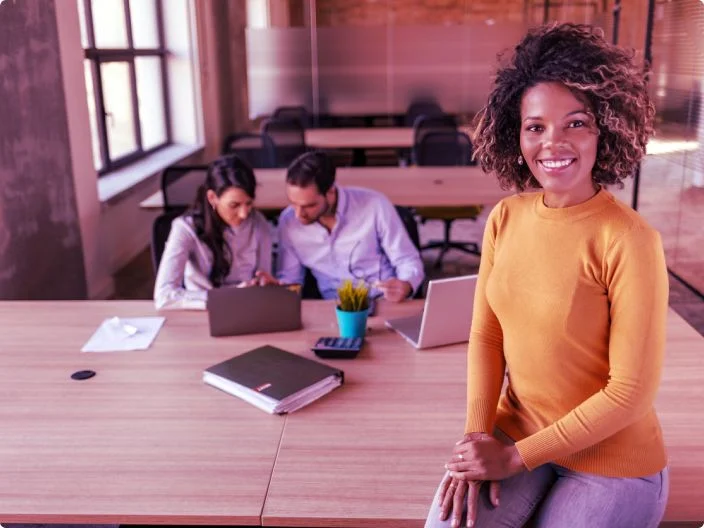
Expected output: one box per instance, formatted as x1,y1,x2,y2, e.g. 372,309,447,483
514,226,669,469
465,202,507,434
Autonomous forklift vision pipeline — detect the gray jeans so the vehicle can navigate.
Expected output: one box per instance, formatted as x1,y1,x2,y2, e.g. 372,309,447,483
424,437,669,528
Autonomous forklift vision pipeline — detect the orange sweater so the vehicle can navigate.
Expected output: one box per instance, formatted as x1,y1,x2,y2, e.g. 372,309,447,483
465,189,669,477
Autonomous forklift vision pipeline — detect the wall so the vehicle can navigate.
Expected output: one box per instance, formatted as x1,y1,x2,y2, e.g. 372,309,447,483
0,0,88,299
56,0,113,299
246,0,653,119
197,0,251,159
315,0,525,25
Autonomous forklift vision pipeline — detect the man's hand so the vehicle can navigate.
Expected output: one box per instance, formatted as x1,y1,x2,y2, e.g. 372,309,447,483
374,278,412,302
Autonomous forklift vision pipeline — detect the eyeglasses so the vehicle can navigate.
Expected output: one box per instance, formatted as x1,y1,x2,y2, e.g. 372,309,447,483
347,240,383,292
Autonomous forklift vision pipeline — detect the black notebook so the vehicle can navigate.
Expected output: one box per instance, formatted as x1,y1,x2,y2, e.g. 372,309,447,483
203,345,344,414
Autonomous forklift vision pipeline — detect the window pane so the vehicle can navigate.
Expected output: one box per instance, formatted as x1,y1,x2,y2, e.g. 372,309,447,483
100,62,137,159
77,0,89,48
83,60,103,170
135,57,167,149
91,0,128,48
129,0,160,48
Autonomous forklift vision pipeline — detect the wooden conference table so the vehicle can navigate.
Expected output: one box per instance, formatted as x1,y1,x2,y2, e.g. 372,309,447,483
303,125,475,150
139,165,512,211
0,301,702,526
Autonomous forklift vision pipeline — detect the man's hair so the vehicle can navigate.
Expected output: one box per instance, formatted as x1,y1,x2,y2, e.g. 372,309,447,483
286,151,336,195
472,23,654,191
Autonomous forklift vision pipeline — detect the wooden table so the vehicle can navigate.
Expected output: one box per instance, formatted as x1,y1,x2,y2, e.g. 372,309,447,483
262,300,467,527
261,304,704,527
139,165,512,211
0,302,288,525
304,126,474,150
0,301,701,525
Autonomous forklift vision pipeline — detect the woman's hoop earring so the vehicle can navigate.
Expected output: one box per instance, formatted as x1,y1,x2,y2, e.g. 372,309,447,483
517,155,524,166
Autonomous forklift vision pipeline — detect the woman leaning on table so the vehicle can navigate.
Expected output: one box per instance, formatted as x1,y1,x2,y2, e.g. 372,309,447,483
154,154,277,310
425,23,669,528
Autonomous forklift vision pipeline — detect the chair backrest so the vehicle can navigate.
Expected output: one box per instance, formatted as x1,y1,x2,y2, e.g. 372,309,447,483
151,210,184,273
302,268,323,300
414,131,474,167
273,106,311,128
394,205,421,250
161,164,209,211
405,99,444,127
221,133,277,168
394,205,425,298
413,114,457,145
262,118,308,167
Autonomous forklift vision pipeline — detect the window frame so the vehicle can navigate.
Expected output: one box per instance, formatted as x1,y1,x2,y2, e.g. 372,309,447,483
81,0,172,175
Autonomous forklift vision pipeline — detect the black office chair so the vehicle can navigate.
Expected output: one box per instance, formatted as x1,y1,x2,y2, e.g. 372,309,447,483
404,99,444,127
396,100,446,165
161,164,208,212
262,117,308,167
394,205,421,250
221,132,277,168
414,130,473,166
273,106,311,128
300,206,422,300
302,268,323,300
411,115,458,165
151,210,184,274
414,131,482,268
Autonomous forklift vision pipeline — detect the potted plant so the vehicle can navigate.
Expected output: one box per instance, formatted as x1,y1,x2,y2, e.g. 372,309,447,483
335,279,370,338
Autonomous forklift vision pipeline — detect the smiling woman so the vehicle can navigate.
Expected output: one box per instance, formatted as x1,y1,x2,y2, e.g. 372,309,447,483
425,23,670,528
472,23,653,195
519,82,600,207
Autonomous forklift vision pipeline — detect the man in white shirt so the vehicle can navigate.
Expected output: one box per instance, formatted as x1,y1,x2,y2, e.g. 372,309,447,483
276,151,424,301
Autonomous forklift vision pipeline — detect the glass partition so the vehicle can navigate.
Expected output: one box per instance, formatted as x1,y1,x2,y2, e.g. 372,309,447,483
640,0,703,295
245,0,529,121
243,0,703,297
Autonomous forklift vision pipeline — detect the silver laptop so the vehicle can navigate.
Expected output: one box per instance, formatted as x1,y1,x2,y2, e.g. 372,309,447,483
206,285,302,337
385,275,478,349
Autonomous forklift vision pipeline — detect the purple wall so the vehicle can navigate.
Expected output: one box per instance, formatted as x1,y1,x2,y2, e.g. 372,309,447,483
0,0,87,299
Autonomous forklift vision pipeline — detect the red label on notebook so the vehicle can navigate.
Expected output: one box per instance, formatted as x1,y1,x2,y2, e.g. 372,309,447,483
255,382,272,392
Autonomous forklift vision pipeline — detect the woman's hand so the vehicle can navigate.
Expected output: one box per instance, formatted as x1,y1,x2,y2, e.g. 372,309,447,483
253,270,279,286
437,471,501,528
446,434,526,482
236,271,279,288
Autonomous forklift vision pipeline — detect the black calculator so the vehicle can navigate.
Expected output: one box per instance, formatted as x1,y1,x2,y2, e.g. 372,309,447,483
312,336,364,359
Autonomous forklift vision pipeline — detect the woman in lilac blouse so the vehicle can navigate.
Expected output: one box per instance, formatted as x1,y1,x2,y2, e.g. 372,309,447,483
154,155,275,310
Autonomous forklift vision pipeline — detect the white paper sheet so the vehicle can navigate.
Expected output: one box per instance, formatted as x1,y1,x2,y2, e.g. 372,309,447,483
81,316,166,352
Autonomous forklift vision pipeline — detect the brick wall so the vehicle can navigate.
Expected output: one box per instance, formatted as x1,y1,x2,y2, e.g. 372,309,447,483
315,0,525,26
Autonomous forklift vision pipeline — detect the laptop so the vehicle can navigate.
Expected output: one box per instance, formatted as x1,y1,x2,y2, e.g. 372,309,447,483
206,285,302,337
385,274,478,349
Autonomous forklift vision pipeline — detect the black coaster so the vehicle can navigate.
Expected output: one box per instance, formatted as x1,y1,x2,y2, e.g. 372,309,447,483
71,369,96,381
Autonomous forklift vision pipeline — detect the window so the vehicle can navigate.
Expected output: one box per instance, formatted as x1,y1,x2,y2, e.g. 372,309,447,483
78,0,171,174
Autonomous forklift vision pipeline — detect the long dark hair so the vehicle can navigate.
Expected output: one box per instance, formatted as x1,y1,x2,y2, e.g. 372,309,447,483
190,154,257,287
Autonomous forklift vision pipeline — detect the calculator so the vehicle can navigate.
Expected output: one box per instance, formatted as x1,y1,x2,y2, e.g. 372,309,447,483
312,336,364,359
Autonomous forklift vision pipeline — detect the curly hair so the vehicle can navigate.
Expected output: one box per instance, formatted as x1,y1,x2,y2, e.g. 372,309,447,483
472,23,654,191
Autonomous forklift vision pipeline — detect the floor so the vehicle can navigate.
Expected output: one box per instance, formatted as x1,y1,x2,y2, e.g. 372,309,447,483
114,213,704,336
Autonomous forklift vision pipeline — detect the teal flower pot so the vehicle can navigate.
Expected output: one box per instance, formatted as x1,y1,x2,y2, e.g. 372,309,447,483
335,307,369,338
